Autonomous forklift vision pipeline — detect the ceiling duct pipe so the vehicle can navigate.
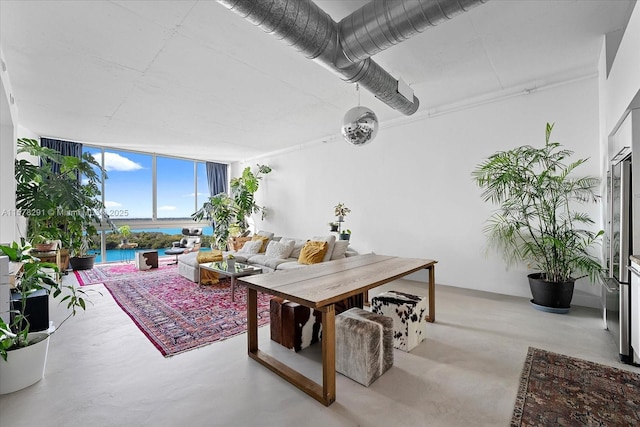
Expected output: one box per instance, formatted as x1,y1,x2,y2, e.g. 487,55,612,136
217,0,488,115
338,0,489,64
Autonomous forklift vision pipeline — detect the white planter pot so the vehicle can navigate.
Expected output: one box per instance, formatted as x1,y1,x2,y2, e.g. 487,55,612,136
0,332,50,395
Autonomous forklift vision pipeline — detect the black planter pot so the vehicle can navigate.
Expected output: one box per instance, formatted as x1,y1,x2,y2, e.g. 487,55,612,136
527,273,575,310
69,255,96,271
339,233,351,241
11,288,49,332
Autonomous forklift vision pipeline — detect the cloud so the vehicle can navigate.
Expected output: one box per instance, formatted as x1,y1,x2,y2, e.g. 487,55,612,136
158,205,177,211
103,152,143,172
104,200,122,208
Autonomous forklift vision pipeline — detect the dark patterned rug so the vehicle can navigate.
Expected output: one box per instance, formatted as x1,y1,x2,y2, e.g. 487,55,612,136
103,268,272,357
511,347,640,426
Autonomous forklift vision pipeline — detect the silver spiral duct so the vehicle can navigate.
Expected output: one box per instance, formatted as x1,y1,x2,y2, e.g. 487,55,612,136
217,0,487,115
339,0,489,63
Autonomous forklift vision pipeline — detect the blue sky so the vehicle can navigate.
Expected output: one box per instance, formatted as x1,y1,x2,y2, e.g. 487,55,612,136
85,148,209,220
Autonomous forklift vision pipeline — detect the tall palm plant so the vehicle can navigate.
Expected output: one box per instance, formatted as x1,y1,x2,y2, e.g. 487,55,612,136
472,123,605,285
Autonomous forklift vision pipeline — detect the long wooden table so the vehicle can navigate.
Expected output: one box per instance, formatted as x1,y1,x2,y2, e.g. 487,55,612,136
239,254,437,406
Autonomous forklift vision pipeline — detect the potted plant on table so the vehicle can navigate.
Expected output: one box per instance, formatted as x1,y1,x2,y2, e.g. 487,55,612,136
0,240,98,394
471,123,605,311
118,225,132,245
334,202,351,222
339,229,352,241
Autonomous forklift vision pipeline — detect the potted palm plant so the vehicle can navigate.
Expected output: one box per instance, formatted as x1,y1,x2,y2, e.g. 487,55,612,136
472,123,605,311
0,240,97,394
15,138,114,271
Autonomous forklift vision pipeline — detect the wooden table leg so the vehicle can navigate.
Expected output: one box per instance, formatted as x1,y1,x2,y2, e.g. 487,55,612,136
426,265,435,323
231,276,236,302
321,304,336,405
247,288,258,353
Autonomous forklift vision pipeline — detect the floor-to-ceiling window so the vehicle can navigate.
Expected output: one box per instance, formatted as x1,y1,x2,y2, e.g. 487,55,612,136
156,156,197,219
83,146,222,262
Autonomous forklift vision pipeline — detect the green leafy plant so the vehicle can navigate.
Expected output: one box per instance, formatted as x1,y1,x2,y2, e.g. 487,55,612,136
230,164,272,232
15,138,115,257
334,202,351,218
0,240,99,361
192,164,272,250
192,193,237,251
471,123,605,284
118,225,131,238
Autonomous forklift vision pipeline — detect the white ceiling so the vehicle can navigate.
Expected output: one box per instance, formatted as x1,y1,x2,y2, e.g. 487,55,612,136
0,0,635,162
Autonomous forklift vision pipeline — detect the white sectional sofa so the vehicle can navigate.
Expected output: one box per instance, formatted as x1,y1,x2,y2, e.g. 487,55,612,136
177,231,356,283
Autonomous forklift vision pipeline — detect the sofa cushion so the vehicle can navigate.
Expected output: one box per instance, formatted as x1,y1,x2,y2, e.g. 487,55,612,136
265,240,295,259
178,251,199,267
312,235,337,262
298,241,329,265
276,261,306,270
247,254,291,270
331,240,349,260
239,240,263,255
227,253,250,263
251,235,270,252
281,238,307,259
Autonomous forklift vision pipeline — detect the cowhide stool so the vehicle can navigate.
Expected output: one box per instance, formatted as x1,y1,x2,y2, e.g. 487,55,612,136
335,307,394,387
134,250,158,270
270,297,322,352
371,290,428,352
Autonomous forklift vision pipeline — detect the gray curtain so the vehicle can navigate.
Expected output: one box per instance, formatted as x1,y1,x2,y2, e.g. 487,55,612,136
206,162,228,196
41,137,82,174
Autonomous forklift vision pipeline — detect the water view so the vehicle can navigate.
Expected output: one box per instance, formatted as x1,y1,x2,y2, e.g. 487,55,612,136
93,226,212,263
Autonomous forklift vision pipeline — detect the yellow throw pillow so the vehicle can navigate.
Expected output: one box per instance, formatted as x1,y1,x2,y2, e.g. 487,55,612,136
251,235,270,253
298,241,328,265
197,249,223,264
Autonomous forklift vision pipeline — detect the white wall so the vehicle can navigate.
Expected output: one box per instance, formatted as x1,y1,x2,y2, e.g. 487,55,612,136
0,47,18,245
240,76,602,307
0,47,17,326
603,5,640,136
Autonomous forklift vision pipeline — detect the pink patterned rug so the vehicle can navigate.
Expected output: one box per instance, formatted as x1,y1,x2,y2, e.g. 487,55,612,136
75,257,176,286
82,263,272,357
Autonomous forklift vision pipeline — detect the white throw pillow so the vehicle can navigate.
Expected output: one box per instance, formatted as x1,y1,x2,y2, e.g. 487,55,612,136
238,240,263,254
265,240,295,259
312,235,337,262
330,240,349,260
282,238,306,259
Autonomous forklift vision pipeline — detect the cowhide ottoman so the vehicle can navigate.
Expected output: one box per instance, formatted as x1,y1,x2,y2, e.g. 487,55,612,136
270,297,322,352
135,250,158,270
335,307,394,387
371,290,428,352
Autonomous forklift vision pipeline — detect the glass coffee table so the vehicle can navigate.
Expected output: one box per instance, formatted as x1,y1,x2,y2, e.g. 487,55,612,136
199,261,262,301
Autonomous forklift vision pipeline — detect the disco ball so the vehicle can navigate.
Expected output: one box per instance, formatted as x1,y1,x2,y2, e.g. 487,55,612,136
341,106,379,146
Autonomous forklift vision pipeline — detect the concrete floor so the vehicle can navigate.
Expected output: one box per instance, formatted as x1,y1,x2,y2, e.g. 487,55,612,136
1,275,638,427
